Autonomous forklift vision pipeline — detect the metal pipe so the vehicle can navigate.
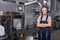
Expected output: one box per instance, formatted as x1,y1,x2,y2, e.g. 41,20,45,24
55,0,57,11
24,0,37,6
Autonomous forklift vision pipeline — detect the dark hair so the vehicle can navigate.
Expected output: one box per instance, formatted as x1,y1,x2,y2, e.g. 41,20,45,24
42,6,48,10
6,11,10,14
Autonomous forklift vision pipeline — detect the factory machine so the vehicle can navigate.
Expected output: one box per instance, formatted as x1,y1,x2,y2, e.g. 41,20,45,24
11,1,42,40
0,11,6,40
0,0,55,40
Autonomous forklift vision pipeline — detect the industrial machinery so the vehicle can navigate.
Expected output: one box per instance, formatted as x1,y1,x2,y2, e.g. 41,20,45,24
12,12,24,40
54,16,60,29
0,0,56,40
0,11,8,40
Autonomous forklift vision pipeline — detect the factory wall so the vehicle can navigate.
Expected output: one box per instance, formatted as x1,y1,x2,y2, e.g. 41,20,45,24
0,1,17,12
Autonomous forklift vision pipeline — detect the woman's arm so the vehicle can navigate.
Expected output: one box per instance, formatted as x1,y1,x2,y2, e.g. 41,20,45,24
42,21,52,27
41,16,52,27
37,16,46,27
37,16,52,27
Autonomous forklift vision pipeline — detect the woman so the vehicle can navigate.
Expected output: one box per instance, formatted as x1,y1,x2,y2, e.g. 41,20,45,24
37,6,52,40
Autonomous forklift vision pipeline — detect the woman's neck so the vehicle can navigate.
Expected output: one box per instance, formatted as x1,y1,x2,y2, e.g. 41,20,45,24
43,14,47,16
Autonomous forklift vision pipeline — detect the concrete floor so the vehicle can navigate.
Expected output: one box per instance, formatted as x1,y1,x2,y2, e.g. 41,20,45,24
51,29,60,40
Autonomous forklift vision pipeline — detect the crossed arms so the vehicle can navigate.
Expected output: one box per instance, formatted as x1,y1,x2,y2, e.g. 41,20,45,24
37,16,52,27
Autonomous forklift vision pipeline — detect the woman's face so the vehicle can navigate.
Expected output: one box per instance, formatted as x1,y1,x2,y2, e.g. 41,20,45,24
42,7,47,15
